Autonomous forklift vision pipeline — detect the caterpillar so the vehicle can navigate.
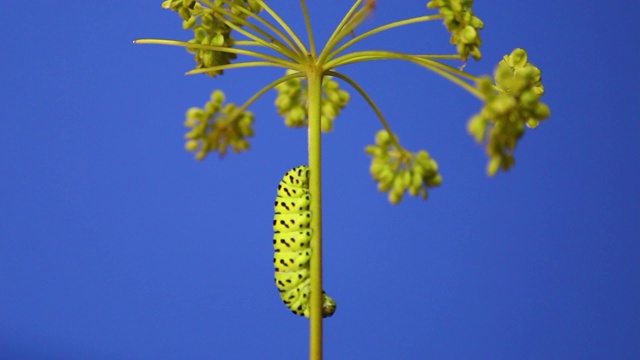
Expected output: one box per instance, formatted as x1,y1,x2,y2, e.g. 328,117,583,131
273,165,336,318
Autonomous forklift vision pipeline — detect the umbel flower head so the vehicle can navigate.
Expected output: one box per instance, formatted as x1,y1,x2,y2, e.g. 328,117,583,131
426,0,484,61
184,90,255,160
275,70,350,133
366,130,442,204
467,48,551,176
162,0,262,77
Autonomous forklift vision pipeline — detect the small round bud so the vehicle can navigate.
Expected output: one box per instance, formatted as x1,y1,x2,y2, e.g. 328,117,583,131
409,171,422,196
375,130,391,146
460,26,478,44
426,174,442,187
183,16,197,30
288,106,306,124
321,115,334,132
388,189,403,205
487,157,501,177
401,169,411,188
185,140,199,151
212,34,225,46
534,103,550,120
378,178,394,192
507,48,528,68
489,95,517,115
202,51,214,67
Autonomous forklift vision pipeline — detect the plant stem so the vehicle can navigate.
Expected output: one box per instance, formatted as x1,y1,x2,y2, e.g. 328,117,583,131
229,1,307,59
325,14,443,62
258,0,309,55
133,39,297,69
185,61,297,75
317,0,363,64
300,0,316,57
306,64,324,360
326,50,483,98
237,71,307,113
327,71,404,153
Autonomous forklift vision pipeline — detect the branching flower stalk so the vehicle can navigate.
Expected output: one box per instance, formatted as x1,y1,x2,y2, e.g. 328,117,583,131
135,1,551,359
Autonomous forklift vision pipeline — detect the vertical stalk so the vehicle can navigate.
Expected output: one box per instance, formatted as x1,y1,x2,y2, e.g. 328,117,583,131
306,65,324,360
299,0,317,57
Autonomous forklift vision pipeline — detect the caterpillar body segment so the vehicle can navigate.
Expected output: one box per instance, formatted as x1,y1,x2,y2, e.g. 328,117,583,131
273,165,336,318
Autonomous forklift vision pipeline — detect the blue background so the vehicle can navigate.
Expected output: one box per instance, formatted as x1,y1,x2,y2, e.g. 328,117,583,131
1,1,638,359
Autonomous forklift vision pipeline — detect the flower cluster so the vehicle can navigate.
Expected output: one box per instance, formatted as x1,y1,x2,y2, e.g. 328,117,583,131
366,130,442,204
161,0,262,77
184,90,255,160
467,48,551,176
275,71,350,132
426,0,484,61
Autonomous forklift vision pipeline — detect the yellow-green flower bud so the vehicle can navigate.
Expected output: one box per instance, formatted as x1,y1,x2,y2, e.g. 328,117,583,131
375,130,391,146
288,106,306,124
469,47,482,61
426,174,443,187
234,139,250,152
369,160,387,177
506,48,528,68
322,102,337,119
534,103,550,120
161,0,173,9
201,12,213,28
470,16,484,29
321,115,334,132
184,128,202,139
275,95,292,112
487,157,501,176
519,91,538,109
178,7,191,21
365,145,382,157
202,50,214,67
467,115,487,142
195,151,206,161
183,16,197,30
378,178,394,193
489,94,517,115
185,139,199,151
526,119,540,129
427,159,439,173
415,150,431,164
212,33,225,46
403,170,413,188
393,174,406,192
186,107,205,120
460,25,478,44
409,171,423,196
388,189,403,205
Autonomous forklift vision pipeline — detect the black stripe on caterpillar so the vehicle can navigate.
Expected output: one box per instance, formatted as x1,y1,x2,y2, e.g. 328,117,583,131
273,165,336,318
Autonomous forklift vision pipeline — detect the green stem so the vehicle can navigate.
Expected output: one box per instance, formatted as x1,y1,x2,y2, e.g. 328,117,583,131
221,2,305,56
318,0,373,64
326,71,403,153
300,0,316,57
185,61,300,75
317,0,363,65
325,14,443,62
257,0,309,56
415,56,479,82
306,65,324,360
236,72,307,113
326,50,483,98
133,39,297,69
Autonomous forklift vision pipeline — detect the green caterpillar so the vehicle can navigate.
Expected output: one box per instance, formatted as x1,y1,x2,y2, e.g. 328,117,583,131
273,165,337,318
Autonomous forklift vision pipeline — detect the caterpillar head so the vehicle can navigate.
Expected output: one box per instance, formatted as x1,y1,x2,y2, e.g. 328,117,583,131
321,293,337,317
